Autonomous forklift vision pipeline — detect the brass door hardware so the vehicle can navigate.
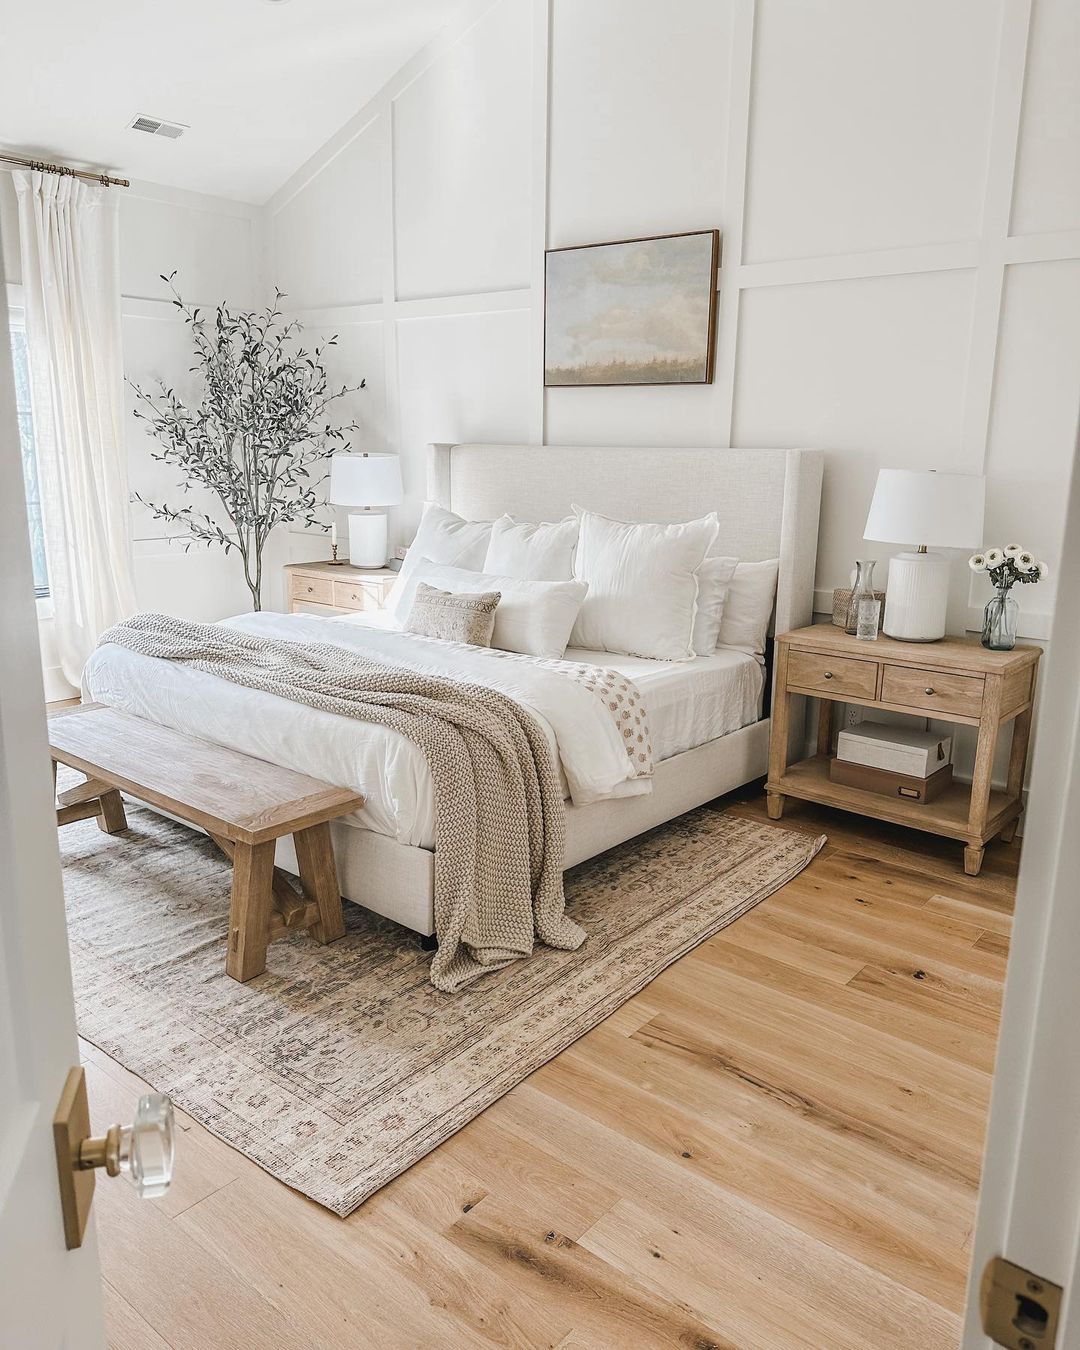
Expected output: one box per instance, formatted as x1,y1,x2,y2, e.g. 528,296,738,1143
981,1255,1062,1349
53,1066,175,1249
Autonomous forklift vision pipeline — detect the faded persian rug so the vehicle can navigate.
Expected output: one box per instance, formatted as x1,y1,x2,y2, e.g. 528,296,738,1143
61,797,824,1216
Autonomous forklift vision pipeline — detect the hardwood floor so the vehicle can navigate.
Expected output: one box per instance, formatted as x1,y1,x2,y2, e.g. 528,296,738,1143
82,788,1016,1349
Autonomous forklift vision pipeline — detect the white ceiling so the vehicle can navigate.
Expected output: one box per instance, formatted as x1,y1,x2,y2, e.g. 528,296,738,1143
0,0,460,204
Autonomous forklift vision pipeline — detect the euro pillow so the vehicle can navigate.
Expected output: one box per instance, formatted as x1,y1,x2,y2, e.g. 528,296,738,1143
715,558,780,656
395,558,587,659
404,582,500,647
692,555,739,655
483,514,579,582
570,508,719,661
385,504,492,621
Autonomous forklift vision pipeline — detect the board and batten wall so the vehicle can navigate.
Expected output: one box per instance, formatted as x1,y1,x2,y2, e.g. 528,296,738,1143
0,171,323,696
266,0,1080,649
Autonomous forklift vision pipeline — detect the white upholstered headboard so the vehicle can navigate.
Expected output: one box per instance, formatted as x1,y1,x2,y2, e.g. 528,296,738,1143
427,443,823,638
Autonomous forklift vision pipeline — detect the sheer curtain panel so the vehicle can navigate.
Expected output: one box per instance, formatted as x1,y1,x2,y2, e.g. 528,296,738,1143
14,170,136,684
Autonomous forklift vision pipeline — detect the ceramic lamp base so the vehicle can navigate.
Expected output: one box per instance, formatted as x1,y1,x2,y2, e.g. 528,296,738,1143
882,551,950,641
347,511,389,568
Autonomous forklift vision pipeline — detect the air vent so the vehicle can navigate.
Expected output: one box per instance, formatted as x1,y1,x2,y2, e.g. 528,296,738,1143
128,115,187,140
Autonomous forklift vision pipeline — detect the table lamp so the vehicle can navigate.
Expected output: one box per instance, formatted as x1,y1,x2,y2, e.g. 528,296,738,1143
329,452,403,569
863,468,985,641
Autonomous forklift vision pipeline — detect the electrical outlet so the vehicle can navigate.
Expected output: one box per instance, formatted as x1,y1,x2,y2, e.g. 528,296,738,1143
845,704,864,728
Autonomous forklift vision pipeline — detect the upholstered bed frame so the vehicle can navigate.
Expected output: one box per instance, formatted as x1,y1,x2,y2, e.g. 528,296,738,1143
276,442,823,937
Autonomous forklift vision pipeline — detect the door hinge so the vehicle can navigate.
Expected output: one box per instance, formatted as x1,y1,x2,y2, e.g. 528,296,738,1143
980,1255,1062,1349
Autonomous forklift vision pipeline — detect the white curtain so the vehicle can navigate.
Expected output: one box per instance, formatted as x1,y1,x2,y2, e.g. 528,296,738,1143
14,170,136,685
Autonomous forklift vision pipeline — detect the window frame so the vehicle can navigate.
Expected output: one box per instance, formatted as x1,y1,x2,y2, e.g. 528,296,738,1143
6,283,50,604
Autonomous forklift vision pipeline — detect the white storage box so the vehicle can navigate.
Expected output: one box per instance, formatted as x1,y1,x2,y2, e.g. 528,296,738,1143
836,724,951,779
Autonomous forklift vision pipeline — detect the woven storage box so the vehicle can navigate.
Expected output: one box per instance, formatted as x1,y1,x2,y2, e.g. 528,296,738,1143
832,587,886,627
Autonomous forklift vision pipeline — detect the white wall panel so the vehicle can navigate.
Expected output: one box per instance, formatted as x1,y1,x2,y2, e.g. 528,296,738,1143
272,121,385,307
983,259,1080,619
124,313,209,543
743,0,1000,263
1011,0,1080,236
119,194,258,306
546,381,725,451
301,319,388,452
733,269,979,605
547,0,732,246
395,308,532,536
392,0,532,300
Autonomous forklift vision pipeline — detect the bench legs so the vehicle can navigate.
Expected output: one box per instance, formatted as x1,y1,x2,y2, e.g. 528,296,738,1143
51,763,128,835
294,822,347,945
226,841,276,982
223,824,345,982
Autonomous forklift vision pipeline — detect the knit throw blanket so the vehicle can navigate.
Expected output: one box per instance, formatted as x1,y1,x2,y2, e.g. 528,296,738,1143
98,613,586,992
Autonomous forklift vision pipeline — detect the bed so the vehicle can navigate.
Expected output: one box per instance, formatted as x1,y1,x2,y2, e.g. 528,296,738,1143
85,442,823,938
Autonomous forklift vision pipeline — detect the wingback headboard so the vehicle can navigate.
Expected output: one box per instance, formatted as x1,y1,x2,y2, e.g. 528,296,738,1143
427,443,823,638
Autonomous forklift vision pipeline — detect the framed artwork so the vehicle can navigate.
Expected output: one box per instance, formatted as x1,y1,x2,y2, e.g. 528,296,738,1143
543,229,719,387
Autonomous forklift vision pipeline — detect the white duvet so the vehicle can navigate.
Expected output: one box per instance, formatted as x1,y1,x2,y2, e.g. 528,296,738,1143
83,610,763,849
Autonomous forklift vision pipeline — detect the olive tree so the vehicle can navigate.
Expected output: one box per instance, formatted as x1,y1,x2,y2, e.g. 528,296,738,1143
131,274,363,609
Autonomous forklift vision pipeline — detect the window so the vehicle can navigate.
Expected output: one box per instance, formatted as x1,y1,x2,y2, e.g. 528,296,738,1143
9,317,49,598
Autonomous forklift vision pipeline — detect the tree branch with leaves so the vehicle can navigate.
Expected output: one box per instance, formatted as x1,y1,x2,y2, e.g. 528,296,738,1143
131,274,364,610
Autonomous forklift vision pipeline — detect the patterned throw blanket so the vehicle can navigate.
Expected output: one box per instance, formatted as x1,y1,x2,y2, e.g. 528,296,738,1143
99,612,586,992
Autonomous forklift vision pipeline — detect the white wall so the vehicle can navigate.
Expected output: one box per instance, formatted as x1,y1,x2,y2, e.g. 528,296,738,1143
265,0,1080,788
267,0,1079,635
2,170,326,696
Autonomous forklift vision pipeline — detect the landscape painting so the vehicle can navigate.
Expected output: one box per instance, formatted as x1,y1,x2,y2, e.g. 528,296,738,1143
544,230,719,387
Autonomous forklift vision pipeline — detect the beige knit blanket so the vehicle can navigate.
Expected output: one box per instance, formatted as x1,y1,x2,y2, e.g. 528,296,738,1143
98,612,586,992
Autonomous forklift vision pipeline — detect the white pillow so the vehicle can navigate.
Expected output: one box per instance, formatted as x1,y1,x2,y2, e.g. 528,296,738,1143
385,505,491,621
692,555,739,655
570,508,719,661
483,514,579,582
715,558,780,656
397,559,588,659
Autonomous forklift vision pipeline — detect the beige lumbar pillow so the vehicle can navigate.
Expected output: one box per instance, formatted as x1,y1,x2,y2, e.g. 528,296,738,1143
404,582,500,647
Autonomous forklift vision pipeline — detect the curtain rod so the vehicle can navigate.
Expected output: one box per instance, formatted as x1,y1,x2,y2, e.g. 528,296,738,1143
0,153,129,189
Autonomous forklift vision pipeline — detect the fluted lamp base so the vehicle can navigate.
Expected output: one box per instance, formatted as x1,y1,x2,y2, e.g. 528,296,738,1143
882,551,950,641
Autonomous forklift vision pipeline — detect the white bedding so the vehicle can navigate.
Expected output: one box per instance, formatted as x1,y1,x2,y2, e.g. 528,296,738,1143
83,610,764,850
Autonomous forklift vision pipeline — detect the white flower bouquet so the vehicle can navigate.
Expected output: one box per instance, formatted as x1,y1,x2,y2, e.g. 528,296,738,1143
969,543,1048,591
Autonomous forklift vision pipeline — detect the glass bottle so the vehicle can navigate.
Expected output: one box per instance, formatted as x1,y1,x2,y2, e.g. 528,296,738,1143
846,559,880,640
981,585,1018,651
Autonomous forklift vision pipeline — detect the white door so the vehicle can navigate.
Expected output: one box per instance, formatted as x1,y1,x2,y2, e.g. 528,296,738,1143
963,430,1080,1347
0,245,106,1344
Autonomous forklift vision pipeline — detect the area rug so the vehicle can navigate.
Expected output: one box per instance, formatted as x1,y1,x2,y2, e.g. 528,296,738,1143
61,796,824,1216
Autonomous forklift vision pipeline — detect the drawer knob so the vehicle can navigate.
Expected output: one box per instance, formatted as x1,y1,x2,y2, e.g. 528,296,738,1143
306,585,314,593
823,671,834,680
924,686,935,696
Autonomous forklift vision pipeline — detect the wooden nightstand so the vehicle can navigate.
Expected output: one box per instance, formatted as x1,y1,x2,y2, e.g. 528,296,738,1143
766,623,1042,875
284,560,397,616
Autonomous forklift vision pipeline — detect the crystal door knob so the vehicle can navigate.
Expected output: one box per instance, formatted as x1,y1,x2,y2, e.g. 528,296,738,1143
79,1091,175,1198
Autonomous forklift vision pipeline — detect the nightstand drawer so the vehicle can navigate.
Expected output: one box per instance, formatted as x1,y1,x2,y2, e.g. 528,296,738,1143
333,579,384,611
881,664,985,718
290,575,334,606
786,650,878,699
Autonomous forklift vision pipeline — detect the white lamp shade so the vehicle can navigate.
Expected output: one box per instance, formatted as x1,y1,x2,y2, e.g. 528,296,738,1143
329,452,403,508
863,469,985,549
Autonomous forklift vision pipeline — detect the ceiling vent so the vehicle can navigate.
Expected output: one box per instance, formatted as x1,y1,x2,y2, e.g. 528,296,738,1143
128,115,187,140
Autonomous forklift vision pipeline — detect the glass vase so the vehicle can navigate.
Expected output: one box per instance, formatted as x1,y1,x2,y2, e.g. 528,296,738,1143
982,585,1018,651
845,559,880,640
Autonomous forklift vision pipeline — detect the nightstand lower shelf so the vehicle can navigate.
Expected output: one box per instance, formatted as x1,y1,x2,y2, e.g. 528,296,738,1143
768,753,1020,845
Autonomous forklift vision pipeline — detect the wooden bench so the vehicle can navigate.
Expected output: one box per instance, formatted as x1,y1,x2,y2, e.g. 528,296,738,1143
48,704,365,983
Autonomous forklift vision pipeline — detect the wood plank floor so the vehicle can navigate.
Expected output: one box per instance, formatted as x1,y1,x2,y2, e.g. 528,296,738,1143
82,788,1017,1349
